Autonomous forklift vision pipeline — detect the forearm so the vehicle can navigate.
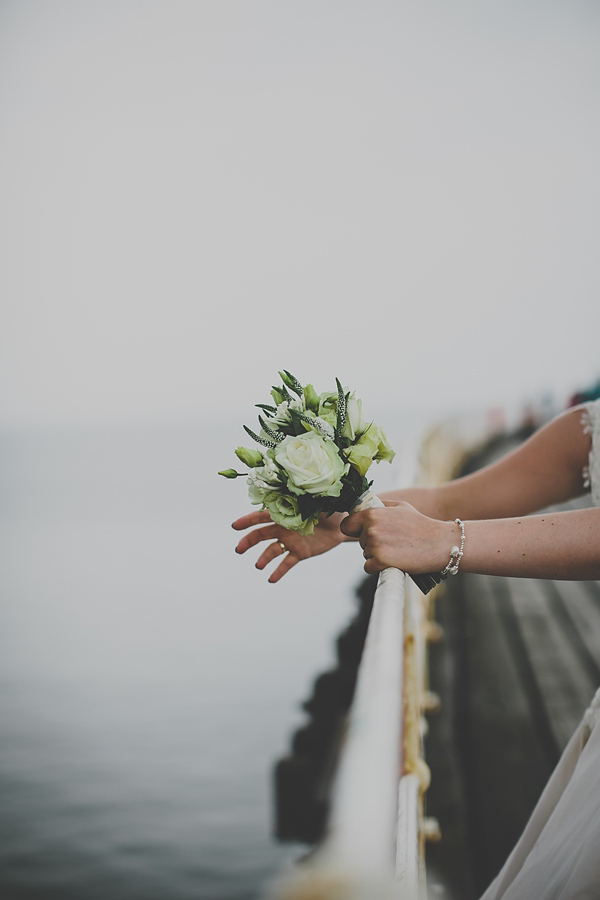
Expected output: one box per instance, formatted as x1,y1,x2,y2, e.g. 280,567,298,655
379,486,482,522
380,406,591,522
380,486,449,519
460,508,600,581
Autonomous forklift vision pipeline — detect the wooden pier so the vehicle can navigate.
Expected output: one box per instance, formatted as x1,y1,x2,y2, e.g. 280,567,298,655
425,439,599,899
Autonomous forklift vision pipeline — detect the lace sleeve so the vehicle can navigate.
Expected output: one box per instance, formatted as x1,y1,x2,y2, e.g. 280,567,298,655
581,400,600,506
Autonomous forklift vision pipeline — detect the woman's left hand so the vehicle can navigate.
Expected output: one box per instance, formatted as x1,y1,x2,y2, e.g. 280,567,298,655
340,500,457,576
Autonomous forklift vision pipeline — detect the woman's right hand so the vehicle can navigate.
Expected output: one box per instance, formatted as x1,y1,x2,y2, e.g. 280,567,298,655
231,509,350,583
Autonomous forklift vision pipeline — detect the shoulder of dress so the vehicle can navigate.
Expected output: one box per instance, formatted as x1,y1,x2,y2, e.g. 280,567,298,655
580,399,600,435
581,399,600,505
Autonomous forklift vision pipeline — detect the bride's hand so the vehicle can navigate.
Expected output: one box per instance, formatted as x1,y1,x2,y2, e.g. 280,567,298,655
340,500,456,576
232,509,350,583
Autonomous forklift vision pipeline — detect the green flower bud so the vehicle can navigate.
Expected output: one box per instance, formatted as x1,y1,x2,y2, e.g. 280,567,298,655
341,393,366,440
303,383,320,412
235,446,264,468
278,369,304,397
218,469,244,478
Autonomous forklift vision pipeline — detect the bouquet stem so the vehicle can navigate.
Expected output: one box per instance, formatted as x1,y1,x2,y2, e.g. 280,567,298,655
349,489,441,595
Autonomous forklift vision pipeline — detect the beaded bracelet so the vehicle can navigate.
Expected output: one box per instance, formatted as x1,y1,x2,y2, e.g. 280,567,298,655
440,518,465,578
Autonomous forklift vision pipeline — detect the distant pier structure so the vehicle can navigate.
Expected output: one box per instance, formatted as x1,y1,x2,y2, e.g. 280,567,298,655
425,434,599,899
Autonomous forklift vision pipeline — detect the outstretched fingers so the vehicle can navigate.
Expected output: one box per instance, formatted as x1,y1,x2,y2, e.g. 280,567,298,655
232,509,272,531
267,551,299,584
254,539,288,570
235,523,280,555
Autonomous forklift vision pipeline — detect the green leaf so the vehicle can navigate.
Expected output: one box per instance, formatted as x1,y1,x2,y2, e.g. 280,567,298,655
288,408,305,435
256,403,277,416
297,492,323,519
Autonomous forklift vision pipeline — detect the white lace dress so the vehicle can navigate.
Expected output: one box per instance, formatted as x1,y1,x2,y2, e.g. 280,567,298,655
479,399,600,900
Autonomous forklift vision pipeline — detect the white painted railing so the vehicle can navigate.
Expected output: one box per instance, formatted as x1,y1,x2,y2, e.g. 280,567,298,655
271,567,418,900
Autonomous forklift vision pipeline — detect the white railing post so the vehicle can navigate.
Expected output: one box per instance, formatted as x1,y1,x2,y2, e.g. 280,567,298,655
324,567,406,872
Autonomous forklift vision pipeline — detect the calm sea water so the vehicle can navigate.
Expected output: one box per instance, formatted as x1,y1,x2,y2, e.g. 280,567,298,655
0,417,410,900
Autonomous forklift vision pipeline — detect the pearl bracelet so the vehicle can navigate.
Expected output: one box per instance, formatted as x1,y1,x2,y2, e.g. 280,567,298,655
440,518,465,578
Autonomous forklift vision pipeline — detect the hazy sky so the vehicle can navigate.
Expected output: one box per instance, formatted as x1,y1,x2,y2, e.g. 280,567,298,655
1,0,599,427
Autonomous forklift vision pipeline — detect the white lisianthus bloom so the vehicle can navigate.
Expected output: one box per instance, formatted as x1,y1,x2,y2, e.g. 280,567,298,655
275,432,349,497
317,392,338,427
342,392,366,441
272,398,305,427
263,491,318,535
247,458,282,504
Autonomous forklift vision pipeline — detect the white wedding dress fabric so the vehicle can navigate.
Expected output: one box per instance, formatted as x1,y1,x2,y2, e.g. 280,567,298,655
478,399,600,900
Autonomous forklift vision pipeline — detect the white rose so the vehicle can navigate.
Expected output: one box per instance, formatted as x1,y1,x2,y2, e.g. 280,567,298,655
275,431,349,497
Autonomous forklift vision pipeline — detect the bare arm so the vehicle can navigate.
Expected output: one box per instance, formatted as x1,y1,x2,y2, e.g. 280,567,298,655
341,502,600,581
232,406,593,581
379,406,591,520
462,508,600,580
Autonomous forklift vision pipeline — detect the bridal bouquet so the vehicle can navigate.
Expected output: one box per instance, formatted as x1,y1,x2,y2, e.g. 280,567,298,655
220,371,439,593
